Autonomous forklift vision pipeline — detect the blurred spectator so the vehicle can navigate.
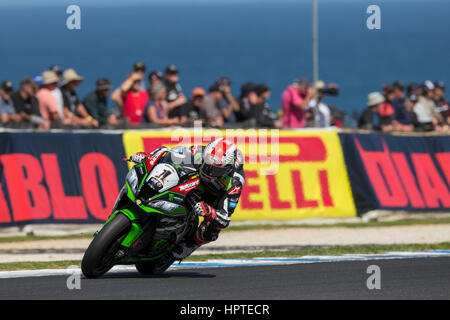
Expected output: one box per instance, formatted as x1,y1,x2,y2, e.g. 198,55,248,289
111,71,149,125
148,70,163,87
199,84,224,127
147,70,163,98
33,75,43,86
144,83,178,126
281,78,314,128
83,78,115,127
378,85,395,132
413,81,440,131
61,68,98,128
36,71,61,129
358,92,385,130
133,61,147,91
164,65,187,119
48,66,65,120
0,81,20,124
255,83,272,111
328,105,346,128
391,81,414,132
434,81,449,126
235,82,259,122
11,77,43,126
177,87,205,125
215,76,239,124
306,81,334,128
404,94,419,128
253,83,282,128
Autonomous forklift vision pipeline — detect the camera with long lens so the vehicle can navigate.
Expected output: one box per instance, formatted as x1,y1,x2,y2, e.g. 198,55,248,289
318,85,339,96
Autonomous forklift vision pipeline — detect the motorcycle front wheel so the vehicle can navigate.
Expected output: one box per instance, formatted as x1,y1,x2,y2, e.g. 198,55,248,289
81,213,130,279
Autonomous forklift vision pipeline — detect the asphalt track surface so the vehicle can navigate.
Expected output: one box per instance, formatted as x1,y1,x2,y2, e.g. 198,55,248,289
1,257,449,299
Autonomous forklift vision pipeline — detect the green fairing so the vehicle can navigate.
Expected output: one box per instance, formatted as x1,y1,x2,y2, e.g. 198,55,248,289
114,208,142,247
120,221,143,247
126,181,135,201
117,189,189,247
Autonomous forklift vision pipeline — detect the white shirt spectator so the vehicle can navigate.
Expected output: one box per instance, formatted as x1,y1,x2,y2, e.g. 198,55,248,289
51,87,64,118
308,99,331,127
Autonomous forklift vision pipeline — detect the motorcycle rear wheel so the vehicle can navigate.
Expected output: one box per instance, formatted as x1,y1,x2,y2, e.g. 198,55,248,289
135,254,175,275
81,213,130,279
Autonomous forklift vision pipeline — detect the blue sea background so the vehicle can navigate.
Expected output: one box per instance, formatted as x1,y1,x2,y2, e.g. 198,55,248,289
0,0,449,124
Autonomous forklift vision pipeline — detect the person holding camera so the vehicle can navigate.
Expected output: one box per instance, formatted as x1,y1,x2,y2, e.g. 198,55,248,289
306,81,339,127
281,78,314,128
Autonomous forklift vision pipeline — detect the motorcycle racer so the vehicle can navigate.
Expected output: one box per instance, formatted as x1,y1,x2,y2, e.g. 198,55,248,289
129,137,245,261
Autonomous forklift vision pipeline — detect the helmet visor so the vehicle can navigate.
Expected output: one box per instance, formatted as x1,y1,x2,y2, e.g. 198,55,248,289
201,163,233,178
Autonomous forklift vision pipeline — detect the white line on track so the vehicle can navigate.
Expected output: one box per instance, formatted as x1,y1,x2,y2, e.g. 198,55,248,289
1,250,450,279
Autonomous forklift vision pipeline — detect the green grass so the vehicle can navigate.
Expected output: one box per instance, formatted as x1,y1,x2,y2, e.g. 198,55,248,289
1,217,450,244
0,233,92,243
0,260,81,271
1,242,449,271
185,242,450,261
226,217,450,231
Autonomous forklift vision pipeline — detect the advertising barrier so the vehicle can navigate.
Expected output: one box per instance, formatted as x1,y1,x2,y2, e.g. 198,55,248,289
339,132,450,214
0,132,128,225
122,129,356,220
2,129,446,226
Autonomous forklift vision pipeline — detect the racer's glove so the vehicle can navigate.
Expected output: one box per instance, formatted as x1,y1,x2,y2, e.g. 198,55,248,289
193,201,217,221
130,152,149,164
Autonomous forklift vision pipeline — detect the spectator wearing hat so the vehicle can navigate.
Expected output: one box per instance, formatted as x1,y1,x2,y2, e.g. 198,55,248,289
358,92,385,130
111,70,149,125
0,81,20,124
198,84,224,127
33,75,43,86
404,94,419,129
83,78,115,127
306,81,332,128
378,84,395,132
177,87,205,125
413,81,440,131
132,61,147,91
281,78,315,128
48,66,65,119
164,65,187,118
390,81,414,132
11,77,43,126
434,81,449,126
148,70,163,87
61,68,97,128
36,71,61,129
215,76,239,124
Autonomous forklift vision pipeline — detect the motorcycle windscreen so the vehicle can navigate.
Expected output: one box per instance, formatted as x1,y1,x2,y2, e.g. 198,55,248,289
146,163,180,193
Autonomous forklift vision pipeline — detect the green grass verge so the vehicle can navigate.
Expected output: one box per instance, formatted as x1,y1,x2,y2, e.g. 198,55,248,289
226,217,450,231
1,242,449,271
1,217,450,244
0,260,81,271
0,233,92,243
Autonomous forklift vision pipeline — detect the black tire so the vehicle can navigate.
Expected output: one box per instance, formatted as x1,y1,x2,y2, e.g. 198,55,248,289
135,254,175,275
81,214,130,278
135,261,158,275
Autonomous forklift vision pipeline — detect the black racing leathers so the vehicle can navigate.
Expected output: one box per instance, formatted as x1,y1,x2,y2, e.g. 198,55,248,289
144,145,245,244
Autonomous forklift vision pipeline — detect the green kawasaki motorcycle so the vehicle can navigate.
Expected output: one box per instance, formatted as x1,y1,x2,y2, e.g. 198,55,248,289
81,148,201,278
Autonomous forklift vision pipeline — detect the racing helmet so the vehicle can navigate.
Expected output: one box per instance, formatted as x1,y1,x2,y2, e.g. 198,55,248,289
200,138,237,191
